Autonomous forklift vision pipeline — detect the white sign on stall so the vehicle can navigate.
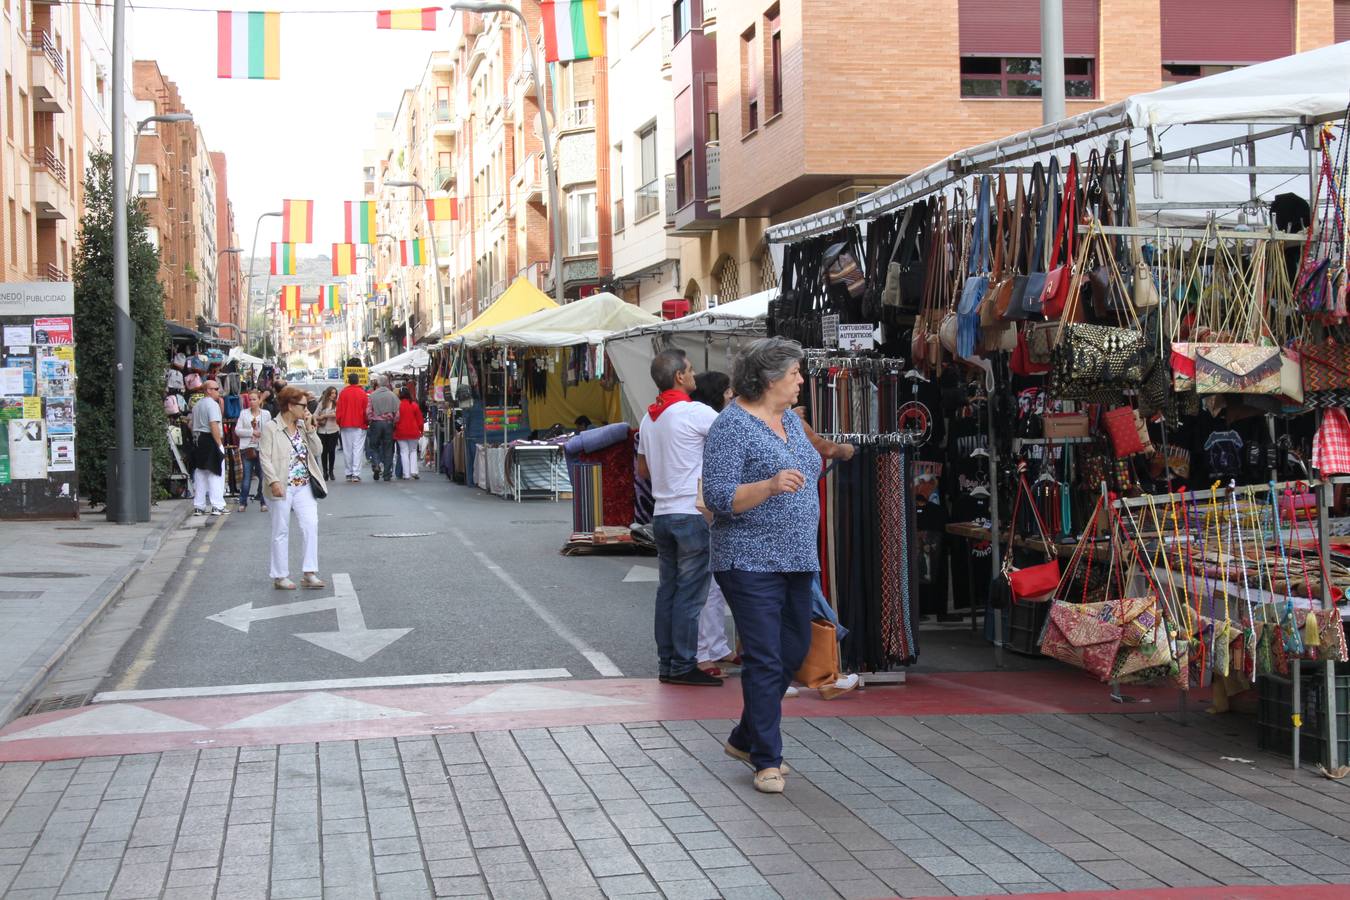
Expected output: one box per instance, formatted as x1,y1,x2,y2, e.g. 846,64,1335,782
838,324,876,351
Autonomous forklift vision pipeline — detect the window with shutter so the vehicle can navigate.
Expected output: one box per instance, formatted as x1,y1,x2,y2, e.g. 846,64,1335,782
958,0,1098,99
1160,0,1293,66
1337,0,1350,43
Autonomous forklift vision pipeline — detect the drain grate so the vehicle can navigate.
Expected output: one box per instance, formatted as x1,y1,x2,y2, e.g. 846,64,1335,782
21,692,93,717
0,591,42,600
0,571,83,579
339,514,392,519
372,531,437,538
511,521,558,525
60,541,120,549
55,526,94,531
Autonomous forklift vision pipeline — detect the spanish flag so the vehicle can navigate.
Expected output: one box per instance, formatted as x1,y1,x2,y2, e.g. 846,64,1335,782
279,285,301,316
540,1,604,64
425,197,458,221
282,199,313,243
401,239,426,266
376,7,440,30
332,243,358,276
270,242,297,275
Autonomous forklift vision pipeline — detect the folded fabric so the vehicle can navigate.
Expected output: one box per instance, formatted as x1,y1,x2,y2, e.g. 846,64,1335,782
564,421,631,457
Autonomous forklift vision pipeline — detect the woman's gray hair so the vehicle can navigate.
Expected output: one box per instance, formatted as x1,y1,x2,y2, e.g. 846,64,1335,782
731,337,805,402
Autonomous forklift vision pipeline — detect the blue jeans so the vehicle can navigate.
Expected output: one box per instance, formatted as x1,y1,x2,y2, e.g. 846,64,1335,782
716,569,814,770
652,514,711,677
239,455,265,507
368,421,395,479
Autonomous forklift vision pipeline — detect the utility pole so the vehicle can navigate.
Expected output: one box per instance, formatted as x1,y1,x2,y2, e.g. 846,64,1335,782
1040,0,1066,124
110,0,134,522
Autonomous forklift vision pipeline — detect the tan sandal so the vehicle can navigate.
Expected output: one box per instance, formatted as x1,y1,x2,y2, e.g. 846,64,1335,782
754,768,785,794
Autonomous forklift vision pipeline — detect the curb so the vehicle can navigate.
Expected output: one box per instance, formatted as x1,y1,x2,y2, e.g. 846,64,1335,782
0,501,195,726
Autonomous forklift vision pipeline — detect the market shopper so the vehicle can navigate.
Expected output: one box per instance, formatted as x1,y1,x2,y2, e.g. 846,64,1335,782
394,387,424,480
701,337,820,793
690,371,736,674
189,380,228,516
235,390,271,512
367,376,400,482
314,387,341,481
637,348,721,687
336,372,369,482
260,385,326,591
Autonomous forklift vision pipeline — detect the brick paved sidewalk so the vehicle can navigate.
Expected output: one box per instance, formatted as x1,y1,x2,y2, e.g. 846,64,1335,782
1,707,1348,899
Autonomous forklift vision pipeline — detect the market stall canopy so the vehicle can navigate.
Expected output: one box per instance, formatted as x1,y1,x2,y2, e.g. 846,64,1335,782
446,277,557,343
227,347,266,367
370,346,431,375
457,291,661,348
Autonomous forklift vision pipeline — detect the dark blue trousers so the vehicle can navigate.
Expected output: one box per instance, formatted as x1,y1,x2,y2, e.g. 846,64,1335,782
715,569,815,770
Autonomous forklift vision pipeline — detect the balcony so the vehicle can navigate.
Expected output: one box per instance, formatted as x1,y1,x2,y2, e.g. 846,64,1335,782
706,141,720,200
432,113,460,143
434,166,456,190
635,180,661,222
32,148,69,220
664,175,677,227
39,263,68,283
29,30,67,113
559,103,595,133
513,153,544,205
613,198,625,234
434,99,452,122
661,16,673,77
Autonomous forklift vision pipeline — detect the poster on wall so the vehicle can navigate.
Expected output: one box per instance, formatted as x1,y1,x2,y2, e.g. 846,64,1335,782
22,397,41,419
0,438,9,484
0,368,24,397
48,438,75,472
3,326,30,348
8,419,47,480
0,400,20,420
33,317,73,345
44,397,73,435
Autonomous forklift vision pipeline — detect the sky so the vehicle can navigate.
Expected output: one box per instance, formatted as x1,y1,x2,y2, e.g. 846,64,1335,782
132,1,451,259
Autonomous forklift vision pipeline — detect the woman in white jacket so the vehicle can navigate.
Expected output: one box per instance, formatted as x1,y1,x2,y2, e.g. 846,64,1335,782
259,385,327,590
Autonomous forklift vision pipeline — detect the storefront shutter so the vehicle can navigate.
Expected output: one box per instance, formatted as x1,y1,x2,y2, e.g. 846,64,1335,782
958,0,1100,57
1337,0,1350,42
1160,0,1294,65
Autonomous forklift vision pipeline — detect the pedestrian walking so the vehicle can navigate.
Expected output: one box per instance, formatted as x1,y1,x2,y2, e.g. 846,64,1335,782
394,387,424,480
701,337,819,794
235,390,271,512
637,348,721,687
314,386,340,481
260,385,326,591
189,379,228,516
366,376,400,482
336,372,369,482
262,378,287,418
689,371,736,675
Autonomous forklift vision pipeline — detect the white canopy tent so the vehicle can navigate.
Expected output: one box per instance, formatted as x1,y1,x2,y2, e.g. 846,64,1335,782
766,43,1350,244
605,289,775,425
449,292,661,348
370,346,431,375
227,346,266,367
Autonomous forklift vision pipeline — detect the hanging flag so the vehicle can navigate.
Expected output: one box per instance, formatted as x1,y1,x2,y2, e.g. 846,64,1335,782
318,284,341,314
279,285,301,316
374,282,392,293
270,242,297,275
308,302,323,324
217,11,282,80
343,200,378,244
401,239,426,266
332,243,358,276
540,1,605,63
425,197,458,221
376,7,440,30
282,199,313,243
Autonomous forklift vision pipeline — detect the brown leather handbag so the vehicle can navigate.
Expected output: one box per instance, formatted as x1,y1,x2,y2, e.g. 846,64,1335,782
795,619,842,690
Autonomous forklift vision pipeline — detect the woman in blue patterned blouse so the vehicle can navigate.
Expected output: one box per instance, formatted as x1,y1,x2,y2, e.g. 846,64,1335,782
701,337,820,794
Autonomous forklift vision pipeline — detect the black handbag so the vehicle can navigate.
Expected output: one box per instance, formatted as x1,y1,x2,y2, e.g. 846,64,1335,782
310,473,328,500
1006,161,1049,320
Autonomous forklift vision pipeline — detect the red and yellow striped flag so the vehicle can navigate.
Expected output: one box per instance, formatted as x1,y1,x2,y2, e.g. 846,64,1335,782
279,285,301,316
425,197,457,221
400,239,426,266
376,7,440,30
270,242,297,275
282,199,313,243
332,243,357,276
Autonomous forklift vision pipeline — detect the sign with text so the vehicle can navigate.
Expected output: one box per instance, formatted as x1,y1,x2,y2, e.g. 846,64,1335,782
838,324,876,351
821,314,840,349
0,283,75,318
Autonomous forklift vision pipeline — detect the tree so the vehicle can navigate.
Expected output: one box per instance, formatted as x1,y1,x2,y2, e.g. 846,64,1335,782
73,151,170,505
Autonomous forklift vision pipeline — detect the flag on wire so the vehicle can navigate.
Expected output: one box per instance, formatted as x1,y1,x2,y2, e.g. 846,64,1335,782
332,243,357,276
319,284,341,314
425,197,458,221
376,7,440,30
217,10,282,80
343,200,377,244
270,242,297,275
281,199,313,243
540,1,604,63
308,302,323,324
401,239,426,265
279,285,301,316
374,282,392,293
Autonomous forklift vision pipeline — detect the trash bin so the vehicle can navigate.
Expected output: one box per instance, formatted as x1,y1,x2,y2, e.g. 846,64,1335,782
105,447,152,523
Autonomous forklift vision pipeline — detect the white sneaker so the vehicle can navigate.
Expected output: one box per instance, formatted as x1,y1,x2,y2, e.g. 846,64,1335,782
209,507,225,517
783,686,799,699
820,673,860,700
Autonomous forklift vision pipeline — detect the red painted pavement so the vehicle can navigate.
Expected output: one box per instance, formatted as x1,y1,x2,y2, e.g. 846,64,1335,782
900,887,1346,900
0,669,1205,763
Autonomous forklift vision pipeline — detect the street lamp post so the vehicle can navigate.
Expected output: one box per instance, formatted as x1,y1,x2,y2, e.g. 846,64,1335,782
242,210,282,357
216,246,243,333
383,181,447,341
373,232,410,352
128,112,194,200
450,1,565,306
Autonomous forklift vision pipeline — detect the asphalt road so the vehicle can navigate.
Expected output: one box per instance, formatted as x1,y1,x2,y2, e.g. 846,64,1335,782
101,450,663,696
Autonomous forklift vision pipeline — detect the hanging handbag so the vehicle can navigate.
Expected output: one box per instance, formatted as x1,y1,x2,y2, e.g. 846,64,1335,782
1040,154,1077,319
1194,344,1283,395
1007,161,1050,320
1005,475,1061,604
823,236,866,300
1040,600,1125,680
956,175,992,360
1042,412,1089,439
1102,406,1152,458
981,176,1017,352
881,204,925,313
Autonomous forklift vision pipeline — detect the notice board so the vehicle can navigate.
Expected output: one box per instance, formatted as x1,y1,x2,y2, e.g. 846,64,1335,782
0,282,78,518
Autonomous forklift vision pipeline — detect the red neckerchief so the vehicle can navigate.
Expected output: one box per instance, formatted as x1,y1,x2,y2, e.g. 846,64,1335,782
648,389,690,421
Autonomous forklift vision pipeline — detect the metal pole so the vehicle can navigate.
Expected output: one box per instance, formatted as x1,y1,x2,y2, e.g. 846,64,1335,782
521,12,566,305
1039,0,1066,124
109,0,134,523
416,184,448,338
242,211,280,354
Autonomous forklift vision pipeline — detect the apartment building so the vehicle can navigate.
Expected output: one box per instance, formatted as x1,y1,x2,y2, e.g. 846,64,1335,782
209,152,242,332
1,0,80,284
671,0,1348,308
407,50,456,339
606,0,683,314
72,0,136,205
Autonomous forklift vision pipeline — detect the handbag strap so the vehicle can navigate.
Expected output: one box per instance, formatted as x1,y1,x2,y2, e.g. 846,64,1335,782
1027,162,1048,274
1048,154,1077,271
968,175,992,277
1042,156,1061,273
991,175,1008,279
1010,174,1027,276
1017,473,1056,561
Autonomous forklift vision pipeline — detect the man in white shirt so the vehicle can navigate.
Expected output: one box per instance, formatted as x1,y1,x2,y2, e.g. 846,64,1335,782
637,349,721,687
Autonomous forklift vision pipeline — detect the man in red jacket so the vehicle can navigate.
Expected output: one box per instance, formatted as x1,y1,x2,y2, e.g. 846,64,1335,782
336,372,370,482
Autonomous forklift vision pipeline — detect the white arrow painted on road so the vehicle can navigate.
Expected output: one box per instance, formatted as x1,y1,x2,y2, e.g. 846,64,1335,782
207,574,412,662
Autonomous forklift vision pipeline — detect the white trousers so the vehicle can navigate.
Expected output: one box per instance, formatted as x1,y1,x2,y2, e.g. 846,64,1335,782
697,575,733,663
270,482,319,579
340,427,366,478
397,439,420,477
192,460,225,511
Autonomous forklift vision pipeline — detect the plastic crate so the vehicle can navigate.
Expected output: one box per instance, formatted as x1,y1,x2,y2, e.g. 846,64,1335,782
1007,599,1051,657
1257,660,1350,768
